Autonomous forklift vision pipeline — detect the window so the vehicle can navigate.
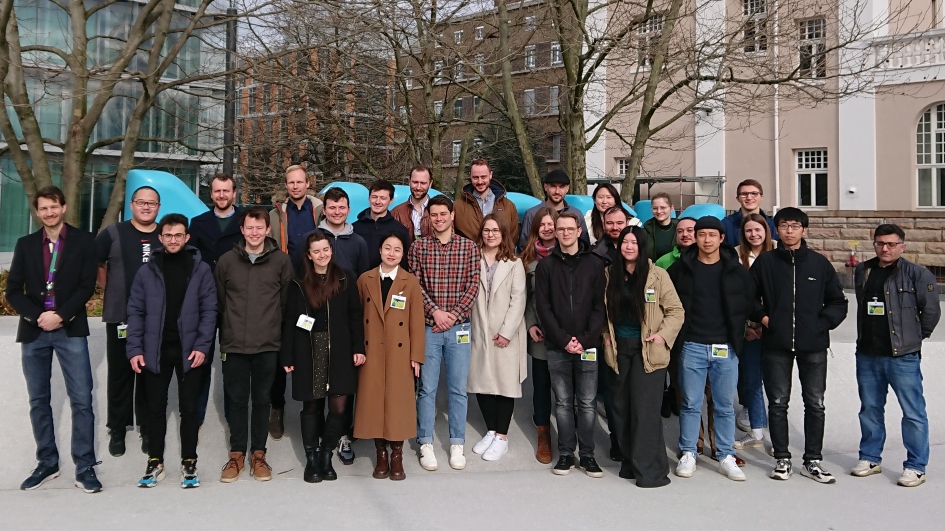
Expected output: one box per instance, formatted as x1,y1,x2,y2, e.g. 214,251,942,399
454,30,463,45
248,86,257,114
525,45,536,69
455,61,465,81
434,100,443,118
525,16,536,30
475,26,484,40
743,0,767,53
399,105,408,123
404,67,413,89
452,140,462,164
262,86,270,113
551,42,562,65
916,104,945,206
434,60,444,83
638,14,666,68
454,98,463,118
549,85,559,114
799,18,827,78
523,89,536,115
618,158,630,177
550,134,562,161
473,96,481,113
475,53,485,75
796,149,828,207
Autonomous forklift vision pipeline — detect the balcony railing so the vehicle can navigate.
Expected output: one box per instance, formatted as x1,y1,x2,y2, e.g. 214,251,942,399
873,28,945,69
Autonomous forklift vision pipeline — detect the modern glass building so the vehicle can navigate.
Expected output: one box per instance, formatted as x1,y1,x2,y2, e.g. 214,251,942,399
1,0,225,261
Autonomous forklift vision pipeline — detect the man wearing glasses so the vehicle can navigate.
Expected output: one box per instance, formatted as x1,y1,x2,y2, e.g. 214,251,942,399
850,224,940,487
721,179,778,247
749,207,847,484
96,186,163,458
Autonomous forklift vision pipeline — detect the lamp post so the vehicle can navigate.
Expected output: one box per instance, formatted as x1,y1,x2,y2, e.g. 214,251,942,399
222,1,237,178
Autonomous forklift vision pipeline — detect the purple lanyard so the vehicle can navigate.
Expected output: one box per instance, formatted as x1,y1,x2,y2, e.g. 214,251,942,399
46,239,61,290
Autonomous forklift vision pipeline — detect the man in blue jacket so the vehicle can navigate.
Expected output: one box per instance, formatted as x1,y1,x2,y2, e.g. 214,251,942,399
126,213,217,489
721,179,777,247
352,179,411,270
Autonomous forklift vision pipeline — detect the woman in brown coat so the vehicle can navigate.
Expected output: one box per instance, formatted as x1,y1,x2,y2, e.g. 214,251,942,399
354,233,425,480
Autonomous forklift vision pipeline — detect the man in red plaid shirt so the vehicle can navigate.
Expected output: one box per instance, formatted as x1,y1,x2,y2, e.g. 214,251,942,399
408,195,481,472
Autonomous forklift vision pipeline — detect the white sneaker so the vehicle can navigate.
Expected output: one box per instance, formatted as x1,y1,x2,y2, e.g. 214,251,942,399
736,409,751,433
418,444,438,471
675,451,696,478
449,445,466,470
482,436,509,461
733,432,764,450
718,455,747,481
898,469,926,487
472,431,496,455
850,460,881,477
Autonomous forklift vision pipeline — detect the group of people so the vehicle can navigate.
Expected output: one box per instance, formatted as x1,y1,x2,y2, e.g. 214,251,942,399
6,163,939,494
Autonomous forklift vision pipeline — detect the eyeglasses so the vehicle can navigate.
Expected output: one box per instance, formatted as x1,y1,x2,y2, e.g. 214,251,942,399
738,191,761,198
778,223,804,231
872,241,903,249
132,200,160,209
481,228,501,235
160,233,186,241
556,227,577,234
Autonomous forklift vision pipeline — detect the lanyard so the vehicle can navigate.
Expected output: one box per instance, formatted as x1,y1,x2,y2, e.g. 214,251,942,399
46,239,61,290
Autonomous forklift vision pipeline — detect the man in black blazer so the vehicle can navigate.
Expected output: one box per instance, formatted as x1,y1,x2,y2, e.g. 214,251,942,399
5,186,101,493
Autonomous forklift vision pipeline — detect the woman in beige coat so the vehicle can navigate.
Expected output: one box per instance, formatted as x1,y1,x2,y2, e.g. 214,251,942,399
467,214,527,462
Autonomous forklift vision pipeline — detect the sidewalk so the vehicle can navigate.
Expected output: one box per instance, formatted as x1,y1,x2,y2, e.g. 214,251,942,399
0,298,941,529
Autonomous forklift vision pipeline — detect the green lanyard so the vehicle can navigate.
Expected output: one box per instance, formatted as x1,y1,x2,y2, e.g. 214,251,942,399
46,239,61,291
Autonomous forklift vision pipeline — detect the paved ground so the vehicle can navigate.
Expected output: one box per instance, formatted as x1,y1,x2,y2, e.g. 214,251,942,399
0,297,942,529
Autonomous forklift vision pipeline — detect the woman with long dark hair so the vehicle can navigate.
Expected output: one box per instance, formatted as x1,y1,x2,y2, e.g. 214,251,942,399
586,183,620,244
604,226,684,487
281,231,365,483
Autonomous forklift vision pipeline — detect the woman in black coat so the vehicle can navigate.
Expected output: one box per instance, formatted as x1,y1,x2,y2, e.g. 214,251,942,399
281,231,365,483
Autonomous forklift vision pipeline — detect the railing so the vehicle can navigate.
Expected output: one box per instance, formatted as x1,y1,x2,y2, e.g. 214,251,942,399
873,28,945,69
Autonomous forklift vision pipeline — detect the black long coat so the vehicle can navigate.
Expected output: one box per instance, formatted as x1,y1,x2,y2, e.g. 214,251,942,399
280,271,365,400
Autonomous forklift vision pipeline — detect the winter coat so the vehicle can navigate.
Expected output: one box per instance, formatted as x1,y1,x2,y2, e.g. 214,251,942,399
854,257,940,356
269,194,324,254
602,261,685,373
643,217,678,259
467,258,528,397
750,240,848,353
535,239,607,351
316,221,370,277
189,207,244,271
215,237,295,354
351,208,411,270
126,247,217,374
391,199,433,240
280,272,365,400
354,267,425,441
525,260,548,360
453,181,520,244
721,209,778,248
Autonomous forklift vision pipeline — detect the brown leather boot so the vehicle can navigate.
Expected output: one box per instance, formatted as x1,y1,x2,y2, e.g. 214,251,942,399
389,441,406,480
373,439,389,479
536,426,552,464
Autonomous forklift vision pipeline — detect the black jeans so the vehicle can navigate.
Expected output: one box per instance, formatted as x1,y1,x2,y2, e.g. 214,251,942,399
763,348,828,463
597,356,617,437
222,352,278,454
548,349,598,458
531,357,552,427
142,345,206,461
477,394,515,435
106,323,147,433
270,365,287,410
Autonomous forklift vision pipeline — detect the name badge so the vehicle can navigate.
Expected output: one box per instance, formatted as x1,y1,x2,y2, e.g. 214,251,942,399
581,348,598,362
117,324,128,339
221,352,226,362
645,289,656,303
296,314,315,331
867,300,885,316
711,344,729,359
390,294,407,310
456,330,470,344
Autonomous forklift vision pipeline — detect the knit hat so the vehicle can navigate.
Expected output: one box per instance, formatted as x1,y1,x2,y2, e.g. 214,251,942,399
694,216,725,234
542,169,570,185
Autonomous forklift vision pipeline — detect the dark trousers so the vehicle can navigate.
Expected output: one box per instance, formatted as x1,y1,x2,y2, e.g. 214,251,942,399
270,365,287,410
597,356,617,438
142,345,206,462
222,352,277,454
106,323,147,433
612,337,669,487
195,330,226,425
763,348,828,463
531,357,552,427
548,349,598,458
477,394,515,434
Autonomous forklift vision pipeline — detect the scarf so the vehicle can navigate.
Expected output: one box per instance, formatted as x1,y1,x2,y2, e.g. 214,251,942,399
535,240,554,260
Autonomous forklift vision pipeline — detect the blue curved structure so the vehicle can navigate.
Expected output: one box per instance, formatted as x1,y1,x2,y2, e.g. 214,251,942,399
505,192,542,221
680,203,726,221
319,182,370,223
125,169,208,221
633,200,679,224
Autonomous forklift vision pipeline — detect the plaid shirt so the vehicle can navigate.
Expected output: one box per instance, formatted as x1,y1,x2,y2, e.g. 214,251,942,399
408,233,481,326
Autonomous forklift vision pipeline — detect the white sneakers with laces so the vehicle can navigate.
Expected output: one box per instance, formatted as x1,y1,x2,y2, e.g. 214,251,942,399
449,445,466,470
718,455,747,481
418,443,438,471
675,451,696,478
472,431,496,455
898,469,926,487
482,436,509,462
850,460,882,477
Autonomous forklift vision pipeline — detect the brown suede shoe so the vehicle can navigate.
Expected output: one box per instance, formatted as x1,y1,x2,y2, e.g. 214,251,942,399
250,450,272,481
536,426,552,464
220,452,245,483
268,409,284,441
373,439,389,480
389,441,406,481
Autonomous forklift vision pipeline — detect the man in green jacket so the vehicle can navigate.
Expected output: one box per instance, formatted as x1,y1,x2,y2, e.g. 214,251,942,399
655,217,696,269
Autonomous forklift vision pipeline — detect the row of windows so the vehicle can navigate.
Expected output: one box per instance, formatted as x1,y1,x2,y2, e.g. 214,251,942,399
442,16,542,46
430,86,559,120
411,43,563,87
449,133,561,165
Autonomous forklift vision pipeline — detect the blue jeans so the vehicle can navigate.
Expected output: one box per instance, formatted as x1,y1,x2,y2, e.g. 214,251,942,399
856,353,929,473
678,342,738,461
548,349,599,458
21,330,96,474
739,339,767,429
417,323,471,445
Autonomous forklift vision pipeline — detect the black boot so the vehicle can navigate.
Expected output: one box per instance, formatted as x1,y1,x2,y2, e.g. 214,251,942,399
300,413,322,483
304,448,321,483
318,448,337,481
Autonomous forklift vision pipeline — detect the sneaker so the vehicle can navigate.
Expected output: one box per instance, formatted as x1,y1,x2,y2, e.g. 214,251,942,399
736,409,751,433
268,408,285,441
250,450,272,481
220,451,245,483
800,460,836,484
138,458,165,488
675,451,696,478
850,460,882,477
579,456,604,478
717,455,747,481
473,431,497,455
552,455,575,475
449,445,466,470
770,459,793,480
181,459,200,489
482,436,508,461
338,435,355,465
419,443,438,471
20,463,59,490
733,432,764,450
108,430,126,457
898,469,926,487
75,465,103,493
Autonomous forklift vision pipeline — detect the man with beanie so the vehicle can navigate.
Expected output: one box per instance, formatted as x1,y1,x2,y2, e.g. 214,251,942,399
519,169,589,248
668,216,755,482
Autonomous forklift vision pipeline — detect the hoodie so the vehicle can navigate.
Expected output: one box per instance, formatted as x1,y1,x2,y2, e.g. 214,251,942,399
352,207,412,270
316,220,370,277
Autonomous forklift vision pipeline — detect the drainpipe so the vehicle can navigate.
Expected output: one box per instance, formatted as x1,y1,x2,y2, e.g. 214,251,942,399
773,0,781,211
